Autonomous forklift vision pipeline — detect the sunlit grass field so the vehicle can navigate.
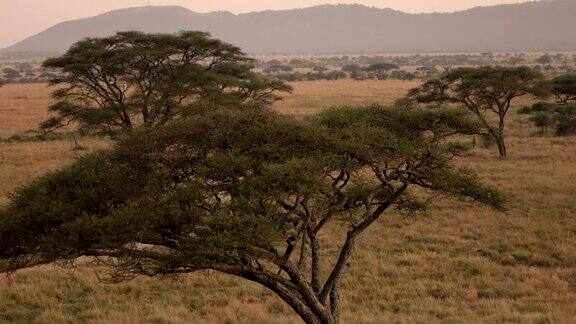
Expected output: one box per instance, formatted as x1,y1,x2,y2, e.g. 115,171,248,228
0,81,575,323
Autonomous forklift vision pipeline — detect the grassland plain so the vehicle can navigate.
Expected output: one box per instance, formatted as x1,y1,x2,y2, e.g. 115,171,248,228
0,80,575,323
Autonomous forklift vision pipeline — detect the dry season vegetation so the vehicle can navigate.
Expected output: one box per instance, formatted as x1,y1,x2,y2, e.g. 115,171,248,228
1,80,576,323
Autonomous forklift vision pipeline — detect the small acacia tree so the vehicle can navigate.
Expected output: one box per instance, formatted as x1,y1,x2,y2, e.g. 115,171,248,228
41,31,291,135
363,63,399,80
551,74,576,103
2,68,20,80
535,54,552,66
408,66,549,160
0,105,503,324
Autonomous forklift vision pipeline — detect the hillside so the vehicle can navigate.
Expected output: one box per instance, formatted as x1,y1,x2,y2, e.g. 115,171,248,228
2,0,576,54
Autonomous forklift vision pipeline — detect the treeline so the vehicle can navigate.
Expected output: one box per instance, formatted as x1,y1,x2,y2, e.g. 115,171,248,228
255,52,576,82
256,52,576,69
264,64,431,82
1,62,58,84
2,52,576,84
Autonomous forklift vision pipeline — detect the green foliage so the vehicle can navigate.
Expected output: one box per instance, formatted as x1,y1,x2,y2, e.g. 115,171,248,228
1,105,503,268
535,54,552,65
0,153,141,269
363,63,399,79
0,105,504,323
409,66,549,107
550,74,576,103
519,102,576,136
555,104,576,136
531,112,553,133
41,31,291,135
408,66,550,159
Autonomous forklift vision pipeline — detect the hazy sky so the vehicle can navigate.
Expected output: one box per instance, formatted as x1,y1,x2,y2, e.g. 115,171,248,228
0,0,532,48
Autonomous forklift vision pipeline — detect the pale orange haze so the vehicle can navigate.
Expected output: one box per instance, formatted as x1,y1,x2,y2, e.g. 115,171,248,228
0,0,533,48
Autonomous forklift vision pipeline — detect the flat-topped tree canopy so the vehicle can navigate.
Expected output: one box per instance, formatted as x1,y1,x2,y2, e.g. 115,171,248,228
41,31,291,136
551,74,576,103
0,105,504,324
408,66,550,160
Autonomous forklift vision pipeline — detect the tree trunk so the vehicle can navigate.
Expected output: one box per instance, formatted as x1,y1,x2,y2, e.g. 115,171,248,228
244,272,328,324
330,281,341,324
497,118,507,160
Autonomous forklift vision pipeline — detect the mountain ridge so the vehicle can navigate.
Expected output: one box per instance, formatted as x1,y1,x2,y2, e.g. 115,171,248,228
3,1,575,54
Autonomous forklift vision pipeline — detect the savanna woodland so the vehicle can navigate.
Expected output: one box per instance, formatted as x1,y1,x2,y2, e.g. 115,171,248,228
1,31,576,323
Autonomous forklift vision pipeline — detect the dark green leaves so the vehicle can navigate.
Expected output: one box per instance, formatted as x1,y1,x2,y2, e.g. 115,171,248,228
551,74,576,103
519,102,576,136
411,66,550,106
41,31,291,135
408,66,550,159
1,105,504,275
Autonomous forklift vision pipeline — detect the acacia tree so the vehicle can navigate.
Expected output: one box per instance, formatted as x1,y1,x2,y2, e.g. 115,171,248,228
0,106,503,324
408,66,549,160
41,31,291,135
535,54,552,67
551,74,576,103
363,63,399,80
2,68,20,81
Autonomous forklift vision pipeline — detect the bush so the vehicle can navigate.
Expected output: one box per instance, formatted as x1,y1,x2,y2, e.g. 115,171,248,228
519,102,576,136
556,104,576,136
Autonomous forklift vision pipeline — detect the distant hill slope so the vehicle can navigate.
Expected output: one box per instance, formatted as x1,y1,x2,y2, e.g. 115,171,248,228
3,0,576,54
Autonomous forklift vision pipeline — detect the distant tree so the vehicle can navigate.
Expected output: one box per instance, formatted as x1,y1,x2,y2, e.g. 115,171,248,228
266,59,284,66
518,102,554,135
324,71,347,80
2,68,21,80
341,65,367,80
389,70,416,81
556,104,576,136
276,72,306,82
535,54,552,66
415,66,439,79
263,65,294,74
37,72,57,81
519,102,576,136
0,106,503,324
363,63,399,80
408,66,549,160
289,59,305,66
14,62,33,73
341,65,362,73
42,31,291,135
550,74,576,103
506,57,526,66
531,112,552,135
312,66,329,73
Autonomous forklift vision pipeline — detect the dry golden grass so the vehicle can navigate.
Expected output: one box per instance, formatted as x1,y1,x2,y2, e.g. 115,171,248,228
274,80,421,115
0,84,54,137
1,82,576,323
0,84,108,205
0,140,108,206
